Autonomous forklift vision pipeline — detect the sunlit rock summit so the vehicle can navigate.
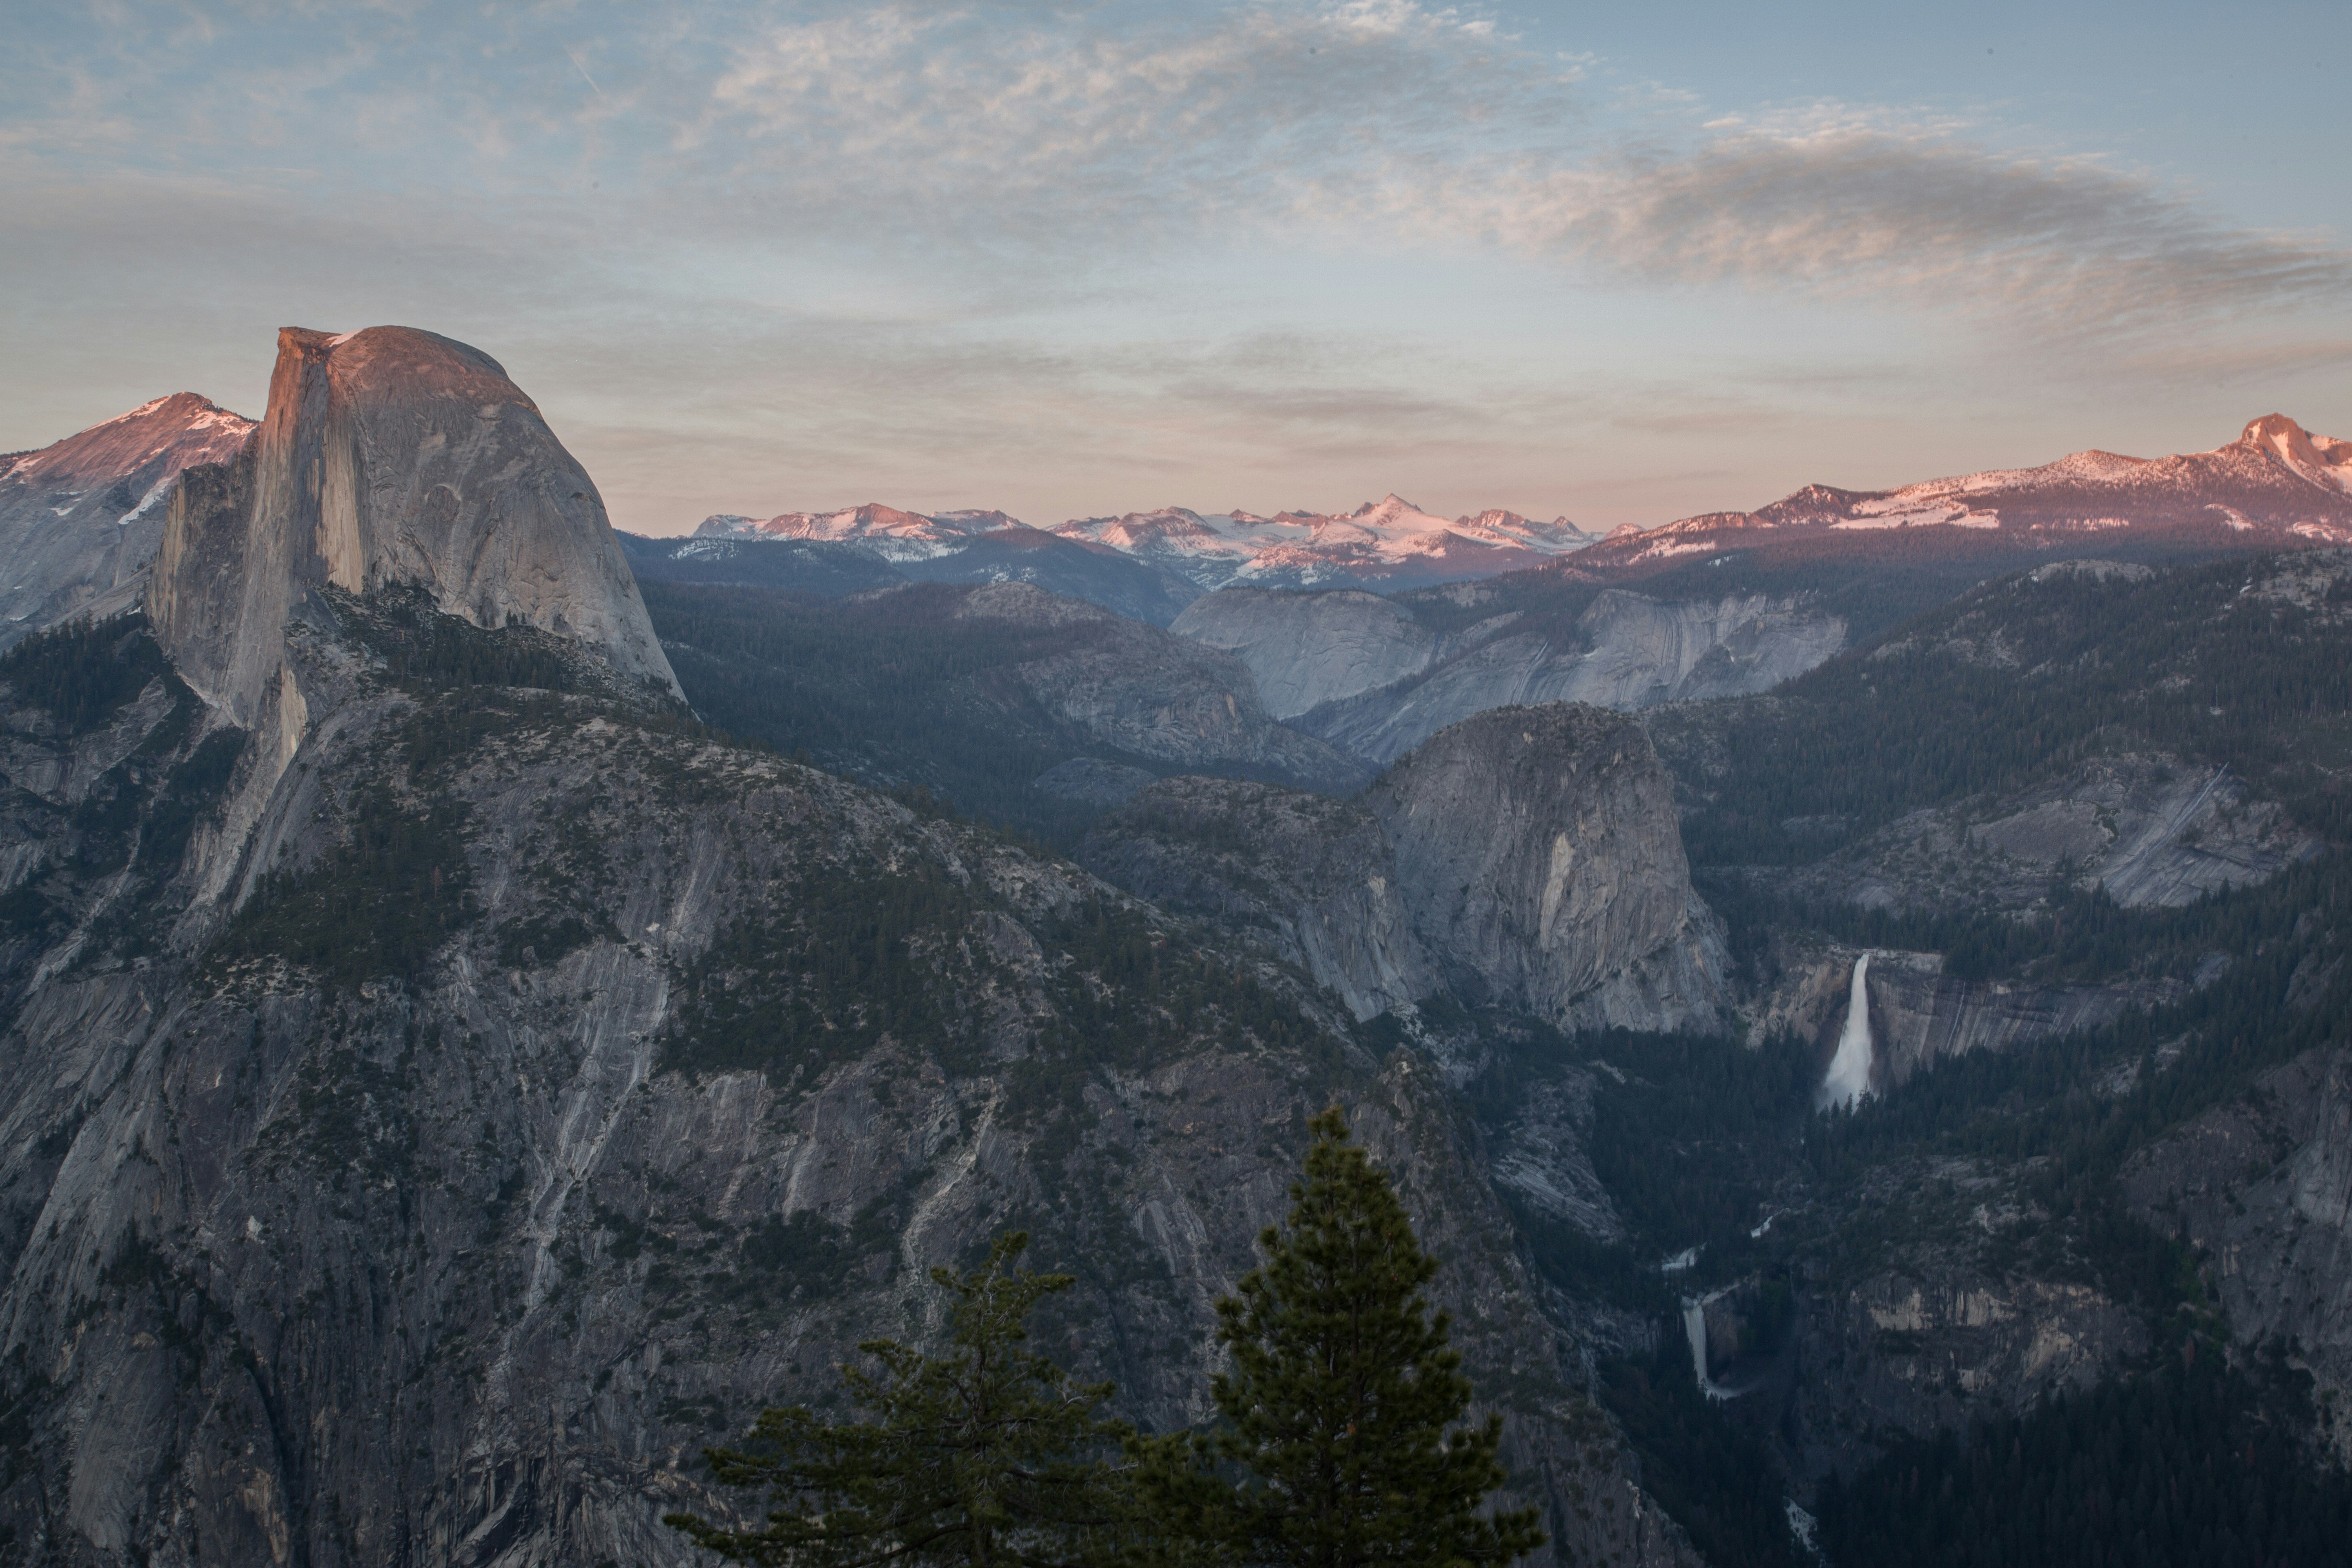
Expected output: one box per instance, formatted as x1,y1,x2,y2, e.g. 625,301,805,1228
1586,412,2352,568
0,392,254,642
149,326,679,728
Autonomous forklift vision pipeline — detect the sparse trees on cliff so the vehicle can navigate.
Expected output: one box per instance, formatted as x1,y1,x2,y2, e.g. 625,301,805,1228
671,1110,1542,1568
664,1232,1134,1567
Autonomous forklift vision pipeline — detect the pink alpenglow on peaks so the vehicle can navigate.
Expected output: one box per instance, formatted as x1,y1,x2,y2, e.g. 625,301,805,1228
695,504,1017,562
699,494,1597,593
1049,493,1594,591
691,414,2351,596
0,392,258,640
2241,414,2352,496
1577,412,2352,568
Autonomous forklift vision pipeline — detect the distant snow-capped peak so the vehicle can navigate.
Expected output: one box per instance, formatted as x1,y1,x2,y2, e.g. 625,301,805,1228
2239,413,2352,496
1454,508,1598,550
696,503,1020,561
1343,493,1452,537
699,488,1594,592
1587,412,2352,562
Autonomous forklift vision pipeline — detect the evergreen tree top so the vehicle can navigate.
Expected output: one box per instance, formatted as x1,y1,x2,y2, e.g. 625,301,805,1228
1145,1108,1545,1568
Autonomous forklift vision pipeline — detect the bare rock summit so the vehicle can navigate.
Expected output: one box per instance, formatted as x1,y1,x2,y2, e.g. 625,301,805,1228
149,325,679,729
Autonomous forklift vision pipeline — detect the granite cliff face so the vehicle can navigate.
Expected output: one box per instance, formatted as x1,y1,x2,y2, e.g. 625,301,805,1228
1218,587,1847,766
149,326,677,728
2123,1046,2352,1463
1375,706,1730,1033
1167,587,1436,719
1085,703,1730,1034
0,394,254,643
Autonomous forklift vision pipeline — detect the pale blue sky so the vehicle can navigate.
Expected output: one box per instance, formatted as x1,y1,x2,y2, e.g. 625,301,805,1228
4,1,2345,533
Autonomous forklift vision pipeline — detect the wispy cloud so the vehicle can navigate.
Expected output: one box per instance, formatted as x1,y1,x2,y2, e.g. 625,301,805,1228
2,0,2344,530
1468,121,2351,338
668,3,2348,340
10,2,2343,341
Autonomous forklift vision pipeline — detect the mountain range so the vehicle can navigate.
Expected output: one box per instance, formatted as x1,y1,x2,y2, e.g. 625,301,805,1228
16,390,2339,626
1,335,2350,1567
1579,413,2352,572
695,494,1601,594
0,393,254,638
682,414,2351,599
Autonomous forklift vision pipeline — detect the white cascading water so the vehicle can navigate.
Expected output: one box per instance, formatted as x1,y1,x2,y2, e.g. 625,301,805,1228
1683,1292,1733,1401
1818,952,1874,1110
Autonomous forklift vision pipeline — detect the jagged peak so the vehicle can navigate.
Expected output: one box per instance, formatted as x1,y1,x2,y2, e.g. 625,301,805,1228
2234,413,2352,495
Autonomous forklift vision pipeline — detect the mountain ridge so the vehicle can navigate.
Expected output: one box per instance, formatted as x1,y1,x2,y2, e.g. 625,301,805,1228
1586,413,2352,570
685,413,2345,595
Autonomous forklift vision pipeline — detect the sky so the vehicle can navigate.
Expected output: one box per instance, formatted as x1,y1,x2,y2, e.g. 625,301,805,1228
4,0,2348,535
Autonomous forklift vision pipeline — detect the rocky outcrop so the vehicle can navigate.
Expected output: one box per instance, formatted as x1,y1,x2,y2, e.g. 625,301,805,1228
1086,703,1731,1034
1486,1067,1624,1243
1761,753,2322,916
1742,944,2185,1093
1169,587,1436,717
1794,1259,2148,1477
2122,1047,2352,1463
1298,590,1845,764
148,326,678,728
0,394,254,643
1973,758,2319,908
1374,706,1729,1033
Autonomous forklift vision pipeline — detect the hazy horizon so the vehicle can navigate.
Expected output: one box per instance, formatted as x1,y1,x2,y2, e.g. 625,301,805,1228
7,0,2346,536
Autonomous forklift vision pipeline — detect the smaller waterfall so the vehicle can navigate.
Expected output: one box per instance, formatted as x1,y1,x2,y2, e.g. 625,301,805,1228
1818,951,1874,1110
1683,1294,1733,1401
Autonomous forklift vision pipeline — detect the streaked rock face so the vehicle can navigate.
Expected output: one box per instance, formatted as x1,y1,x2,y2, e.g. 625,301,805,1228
1085,702,1730,1034
148,326,678,726
1171,583,1845,766
1299,590,1847,765
949,581,1370,792
2123,1046,2352,1464
1169,586,1437,718
0,393,254,642
1370,704,1729,1034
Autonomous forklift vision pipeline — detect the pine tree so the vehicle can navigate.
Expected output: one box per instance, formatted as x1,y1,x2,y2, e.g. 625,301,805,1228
1139,1108,1545,1568
667,1232,1134,1567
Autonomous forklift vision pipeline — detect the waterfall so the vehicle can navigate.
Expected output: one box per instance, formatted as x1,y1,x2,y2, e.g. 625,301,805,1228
1683,1293,1733,1401
1819,952,1874,1110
